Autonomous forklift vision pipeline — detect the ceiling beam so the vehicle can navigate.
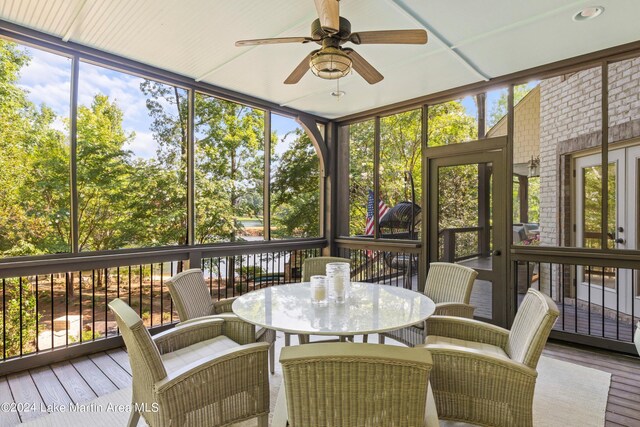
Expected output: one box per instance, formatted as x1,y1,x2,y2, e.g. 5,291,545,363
61,0,90,42
387,0,491,81
195,14,317,82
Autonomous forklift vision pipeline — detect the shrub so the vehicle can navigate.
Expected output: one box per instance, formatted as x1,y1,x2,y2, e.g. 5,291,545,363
0,278,40,357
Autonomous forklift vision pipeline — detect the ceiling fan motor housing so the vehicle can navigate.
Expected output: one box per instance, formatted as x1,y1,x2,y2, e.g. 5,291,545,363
311,17,352,41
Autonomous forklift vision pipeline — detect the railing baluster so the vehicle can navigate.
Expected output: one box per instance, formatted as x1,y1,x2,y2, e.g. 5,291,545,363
35,275,39,352
170,262,174,321
574,265,578,334
150,264,154,327
588,264,592,335
51,274,54,350
19,276,23,356
160,262,164,325
616,267,620,340
65,273,70,347
2,278,5,360
139,265,143,318
105,268,108,339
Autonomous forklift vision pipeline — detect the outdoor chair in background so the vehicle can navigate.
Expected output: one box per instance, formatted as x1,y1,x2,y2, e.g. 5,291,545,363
423,288,559,427
273,343,438,427
166,268,276,373
379,262,477,346
283,256,353,346
108,298,270,427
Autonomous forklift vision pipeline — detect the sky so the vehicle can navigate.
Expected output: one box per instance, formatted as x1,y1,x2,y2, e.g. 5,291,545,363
16,43,536,159
17,45,301,160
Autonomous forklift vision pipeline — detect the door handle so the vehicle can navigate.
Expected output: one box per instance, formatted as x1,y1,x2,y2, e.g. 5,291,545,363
615,238,625,244
492,250,501,256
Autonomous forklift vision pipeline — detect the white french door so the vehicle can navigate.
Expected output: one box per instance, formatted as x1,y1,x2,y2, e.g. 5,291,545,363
575,145,640,315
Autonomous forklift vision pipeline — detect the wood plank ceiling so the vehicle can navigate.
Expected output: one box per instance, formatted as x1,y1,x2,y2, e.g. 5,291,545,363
1,0,639,119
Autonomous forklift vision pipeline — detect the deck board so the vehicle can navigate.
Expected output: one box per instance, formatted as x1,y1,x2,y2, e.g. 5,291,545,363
0,340,638,426
87,353,131,389
0,378,21,427
69,357,118,396
545,341,640,426
105,348,131,375
29,367,72,409
6,372,44,422
49,361,97,405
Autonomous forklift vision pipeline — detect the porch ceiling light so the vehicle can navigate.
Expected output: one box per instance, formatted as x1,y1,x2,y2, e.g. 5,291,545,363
572,6,604,21
310,48,352,80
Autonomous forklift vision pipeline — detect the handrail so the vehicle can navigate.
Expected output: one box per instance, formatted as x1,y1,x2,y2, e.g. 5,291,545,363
438,226,484,262
511,246,640,269
335,237,421,252
0,238,327,278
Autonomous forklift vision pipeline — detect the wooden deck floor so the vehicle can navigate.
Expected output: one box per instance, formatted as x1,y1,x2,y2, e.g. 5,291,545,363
0,336,638,426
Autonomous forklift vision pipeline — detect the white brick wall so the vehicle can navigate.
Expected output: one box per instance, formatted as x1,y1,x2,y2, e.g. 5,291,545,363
539,68,602,247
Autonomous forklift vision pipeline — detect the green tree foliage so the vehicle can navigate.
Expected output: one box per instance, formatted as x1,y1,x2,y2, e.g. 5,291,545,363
0,40,70,256
271,129,320,238
0,278,39,357
487,85,531,128
194,95,265,243
583,165,616,249
348,120,374,235
76,94,137,251
348,103,477,240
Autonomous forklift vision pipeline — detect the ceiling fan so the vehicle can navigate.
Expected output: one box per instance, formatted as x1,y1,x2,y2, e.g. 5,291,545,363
235,0,428,85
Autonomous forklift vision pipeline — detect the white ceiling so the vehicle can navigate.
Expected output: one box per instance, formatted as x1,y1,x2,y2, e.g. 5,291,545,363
1,0,639,119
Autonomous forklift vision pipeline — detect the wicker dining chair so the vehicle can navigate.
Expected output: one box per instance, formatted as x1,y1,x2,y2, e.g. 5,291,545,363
274,343,436,427
108,298,270,427
379,262,477,346
423,288,559,427
283,256,353,346
166,268,277,373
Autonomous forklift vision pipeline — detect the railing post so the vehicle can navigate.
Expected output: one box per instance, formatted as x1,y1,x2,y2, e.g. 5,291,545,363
442,229,456,262
187,250,202,271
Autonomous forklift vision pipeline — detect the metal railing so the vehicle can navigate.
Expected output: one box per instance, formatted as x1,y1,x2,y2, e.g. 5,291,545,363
0,239,325,374
438,226,485,262
512,247,639,354
335,238,422,290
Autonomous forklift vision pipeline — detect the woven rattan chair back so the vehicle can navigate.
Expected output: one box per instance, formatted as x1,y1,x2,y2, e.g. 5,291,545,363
108,299,167,407
166,268,214,321
280,343,433,427
301,256,352,282
424,262,477,304
506,288,559,368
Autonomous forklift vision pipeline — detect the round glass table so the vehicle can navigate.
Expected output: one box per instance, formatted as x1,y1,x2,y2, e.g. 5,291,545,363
231,282,436,339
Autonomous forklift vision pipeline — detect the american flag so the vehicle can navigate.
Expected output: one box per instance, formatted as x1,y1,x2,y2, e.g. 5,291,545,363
365,190,389,235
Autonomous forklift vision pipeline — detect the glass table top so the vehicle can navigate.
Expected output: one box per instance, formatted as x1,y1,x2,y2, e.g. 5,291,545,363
231,282,436,336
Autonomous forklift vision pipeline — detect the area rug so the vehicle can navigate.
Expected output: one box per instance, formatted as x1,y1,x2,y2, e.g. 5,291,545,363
21,355,609,427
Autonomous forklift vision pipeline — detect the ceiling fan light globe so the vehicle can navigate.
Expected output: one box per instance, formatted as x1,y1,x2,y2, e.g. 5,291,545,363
310,47,352,80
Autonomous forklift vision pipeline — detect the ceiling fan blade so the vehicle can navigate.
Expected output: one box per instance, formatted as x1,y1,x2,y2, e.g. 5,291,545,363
350,29,428,45
236,37,316,47
284,53,313,84
314,0,340,34
345,49,383,84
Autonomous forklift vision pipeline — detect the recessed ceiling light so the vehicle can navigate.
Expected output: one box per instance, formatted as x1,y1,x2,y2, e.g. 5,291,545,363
331,90,346,97
572,6,604,21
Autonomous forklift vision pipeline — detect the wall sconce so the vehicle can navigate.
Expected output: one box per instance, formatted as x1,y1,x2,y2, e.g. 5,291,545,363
528,156,540,177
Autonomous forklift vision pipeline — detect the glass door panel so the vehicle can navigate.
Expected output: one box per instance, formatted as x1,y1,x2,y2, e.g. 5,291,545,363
576,146,640,315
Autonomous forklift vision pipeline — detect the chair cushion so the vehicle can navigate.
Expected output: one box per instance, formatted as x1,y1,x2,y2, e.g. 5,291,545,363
424,335,510,361
161,335,240,373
